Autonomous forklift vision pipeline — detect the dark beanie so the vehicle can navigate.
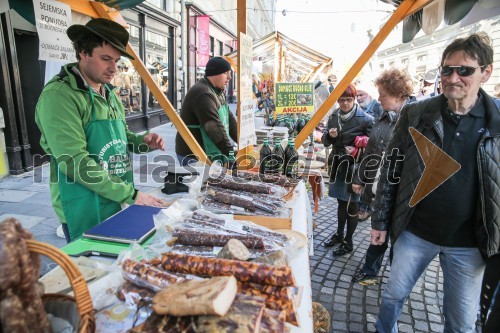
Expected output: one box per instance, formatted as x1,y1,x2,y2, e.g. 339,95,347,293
205,57,231,76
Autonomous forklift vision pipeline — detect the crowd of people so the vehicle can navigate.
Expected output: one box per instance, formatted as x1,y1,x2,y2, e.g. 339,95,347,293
318,33,499,333
33,17,499,332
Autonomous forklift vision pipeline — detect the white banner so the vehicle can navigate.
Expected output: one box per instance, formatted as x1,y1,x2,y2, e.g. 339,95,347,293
33,0,76,62
238,32,253,102
238,99,257,149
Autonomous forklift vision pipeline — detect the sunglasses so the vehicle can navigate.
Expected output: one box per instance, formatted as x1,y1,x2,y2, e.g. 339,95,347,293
338,98,354,103
440,65,486,77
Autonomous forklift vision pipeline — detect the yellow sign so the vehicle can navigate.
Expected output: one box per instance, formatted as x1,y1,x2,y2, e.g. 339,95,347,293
275,83,314,114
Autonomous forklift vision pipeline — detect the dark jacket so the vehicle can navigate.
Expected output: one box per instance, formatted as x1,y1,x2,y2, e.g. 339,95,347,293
175,77,237,157
322,105,374,178
371,89,500,259
363,99,384,120
354,110,398,185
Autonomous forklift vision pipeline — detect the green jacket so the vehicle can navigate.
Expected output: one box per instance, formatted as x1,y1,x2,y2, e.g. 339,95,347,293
35,63,147,223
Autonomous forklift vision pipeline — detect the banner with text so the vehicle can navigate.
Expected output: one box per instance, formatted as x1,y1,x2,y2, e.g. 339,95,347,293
275,83,314,114
33,0,76,62
238,99,257,149
197,15,210,67
238,32,253,102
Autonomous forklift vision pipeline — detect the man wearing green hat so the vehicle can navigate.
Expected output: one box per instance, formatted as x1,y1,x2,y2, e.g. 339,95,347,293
36,18,166,242
175,56,237,165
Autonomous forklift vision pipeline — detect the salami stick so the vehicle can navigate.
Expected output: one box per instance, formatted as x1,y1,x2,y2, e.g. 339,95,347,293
213,191,256,211
161,252,295,287
172,227,265,249
208,177,273,194
122,259,186,290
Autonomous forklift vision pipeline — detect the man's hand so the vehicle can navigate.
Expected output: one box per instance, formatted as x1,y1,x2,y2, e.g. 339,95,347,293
371,229,387,245
134,191,169,207
144,133,165,151
352,184,363,195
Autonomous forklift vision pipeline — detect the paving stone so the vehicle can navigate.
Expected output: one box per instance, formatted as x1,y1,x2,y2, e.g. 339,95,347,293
414,320,429,331
412,310,427,320
411,301,425,311
427,305,441,314
349,322,364,333
399,323,414,333
0,213,45,229
0,189,35,202
349,312,363,322
321,287,334,295
365,297,378,306
332,311,346,321
331,321,347,331
350,304,363,314
428,313,442,323
400,313,412,324
430,322,444,332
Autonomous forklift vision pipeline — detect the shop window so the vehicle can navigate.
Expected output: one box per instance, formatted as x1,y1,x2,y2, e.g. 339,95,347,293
112,57,142,116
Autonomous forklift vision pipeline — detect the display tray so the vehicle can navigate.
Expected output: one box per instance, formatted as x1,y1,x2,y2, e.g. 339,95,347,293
233,207,293,230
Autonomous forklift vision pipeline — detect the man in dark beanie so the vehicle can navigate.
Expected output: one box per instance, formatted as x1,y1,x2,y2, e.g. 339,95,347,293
35,18,166,242
175,56,237,165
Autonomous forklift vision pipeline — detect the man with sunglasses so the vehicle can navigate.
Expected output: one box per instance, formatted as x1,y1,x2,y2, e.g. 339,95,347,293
371,33,500,333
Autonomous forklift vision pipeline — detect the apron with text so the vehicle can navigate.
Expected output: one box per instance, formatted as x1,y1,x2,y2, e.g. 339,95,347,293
188,80,230,162
56,87,133,240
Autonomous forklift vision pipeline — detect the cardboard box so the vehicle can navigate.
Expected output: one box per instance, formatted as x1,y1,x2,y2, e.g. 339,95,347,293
233,208,293,230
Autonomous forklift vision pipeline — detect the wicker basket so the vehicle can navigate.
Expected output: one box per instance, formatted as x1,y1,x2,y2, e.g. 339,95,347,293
27,239,95,333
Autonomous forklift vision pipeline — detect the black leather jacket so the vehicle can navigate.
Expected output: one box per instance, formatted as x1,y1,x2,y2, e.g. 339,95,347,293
371,89,500,259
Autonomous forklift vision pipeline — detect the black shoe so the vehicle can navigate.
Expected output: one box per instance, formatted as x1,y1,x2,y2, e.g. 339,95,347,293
323,234,343,247
333,241,353,255
352,268,378,285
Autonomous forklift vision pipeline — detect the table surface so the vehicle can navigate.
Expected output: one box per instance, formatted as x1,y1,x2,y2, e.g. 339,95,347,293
89,181,314,332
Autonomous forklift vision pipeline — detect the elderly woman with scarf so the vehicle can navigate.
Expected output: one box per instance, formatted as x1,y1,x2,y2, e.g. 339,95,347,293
322,83,374,255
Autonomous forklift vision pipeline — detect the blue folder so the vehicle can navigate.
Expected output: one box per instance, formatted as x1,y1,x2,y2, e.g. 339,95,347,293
82,205,163,244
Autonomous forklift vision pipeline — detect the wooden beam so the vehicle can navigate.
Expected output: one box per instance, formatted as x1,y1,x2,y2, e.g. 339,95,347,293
90,1,209,163
295,0,431,148
236,0,254,168
224,55,238,73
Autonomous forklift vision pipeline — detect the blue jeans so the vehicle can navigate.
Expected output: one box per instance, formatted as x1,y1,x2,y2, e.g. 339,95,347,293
376,230,485,333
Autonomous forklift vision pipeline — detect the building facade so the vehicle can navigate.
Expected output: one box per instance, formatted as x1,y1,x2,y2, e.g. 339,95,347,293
0,0,276,176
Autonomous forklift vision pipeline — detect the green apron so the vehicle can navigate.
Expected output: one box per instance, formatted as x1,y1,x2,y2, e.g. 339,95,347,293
56,86,134,240
188,79,230,162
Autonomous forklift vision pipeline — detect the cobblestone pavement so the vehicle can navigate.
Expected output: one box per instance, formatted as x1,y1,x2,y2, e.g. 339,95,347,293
310,194,447,333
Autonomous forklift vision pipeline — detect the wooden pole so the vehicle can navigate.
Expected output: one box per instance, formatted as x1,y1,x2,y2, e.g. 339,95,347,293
83,1,210,164
294,0,435,148
236,0,255,169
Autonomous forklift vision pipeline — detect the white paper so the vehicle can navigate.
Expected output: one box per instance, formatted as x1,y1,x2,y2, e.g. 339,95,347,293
33,0,76,62
238,99,257,148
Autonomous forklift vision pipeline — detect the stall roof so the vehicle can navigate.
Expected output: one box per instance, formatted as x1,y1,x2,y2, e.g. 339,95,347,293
226,31,332,82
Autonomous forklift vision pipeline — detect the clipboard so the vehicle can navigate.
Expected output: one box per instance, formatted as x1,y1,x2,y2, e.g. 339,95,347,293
82,205,163,244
